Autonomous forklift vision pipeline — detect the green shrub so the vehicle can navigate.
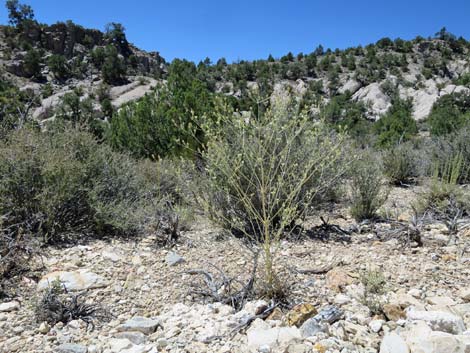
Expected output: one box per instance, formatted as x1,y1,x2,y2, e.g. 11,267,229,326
349,152,389,221
0,128,186,244
427,92,470,136
360,268,386,315
382,143,419,186
47,54,69,81
196,98,349,296
107,61,216,159
415,151,470,217
428,127,470,184
374,98,417,148
101,45,126,84
23,48,42,79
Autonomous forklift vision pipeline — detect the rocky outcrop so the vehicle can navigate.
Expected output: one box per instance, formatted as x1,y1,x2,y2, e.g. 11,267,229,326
353,83,392,120
41,22,103,57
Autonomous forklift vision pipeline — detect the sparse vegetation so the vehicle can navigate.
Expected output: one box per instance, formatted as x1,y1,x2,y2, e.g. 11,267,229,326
360,268,387,315
382,142,419,186
0,127,186,245
35,280,111,329
196,98,349,297
2,4,470,350
349,152,389,221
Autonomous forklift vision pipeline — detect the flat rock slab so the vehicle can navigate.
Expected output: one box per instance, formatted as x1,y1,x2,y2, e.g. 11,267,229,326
118,317,161,335
38,270,108,291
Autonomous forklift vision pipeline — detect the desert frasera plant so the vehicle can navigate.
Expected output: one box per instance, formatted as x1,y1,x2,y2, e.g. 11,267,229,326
197,98,349,296
349,152,389,221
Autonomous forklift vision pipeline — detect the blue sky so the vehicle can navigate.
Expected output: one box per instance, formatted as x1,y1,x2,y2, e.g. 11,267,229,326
1,0,470,63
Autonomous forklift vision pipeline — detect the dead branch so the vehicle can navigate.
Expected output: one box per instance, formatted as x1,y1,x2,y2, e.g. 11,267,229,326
185,252,258,310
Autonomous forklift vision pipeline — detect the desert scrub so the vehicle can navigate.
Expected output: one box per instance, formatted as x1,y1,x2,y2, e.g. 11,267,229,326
196,97,350,296
382,142,419,186
360,268,387,315
415,153,470,235
0,127,187,244
428,127,470,184
349,151,389,221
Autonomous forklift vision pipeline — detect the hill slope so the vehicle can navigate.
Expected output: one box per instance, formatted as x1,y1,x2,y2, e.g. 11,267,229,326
1,9,470,134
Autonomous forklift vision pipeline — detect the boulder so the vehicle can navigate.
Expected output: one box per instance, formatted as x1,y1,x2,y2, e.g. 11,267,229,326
406,309,465,334
109,338,133,352
369,319,384,333
403,322,467,353
38,270,108,291
102,250,123,262
111,79,157,108
339,79,361,95
352,83,391,120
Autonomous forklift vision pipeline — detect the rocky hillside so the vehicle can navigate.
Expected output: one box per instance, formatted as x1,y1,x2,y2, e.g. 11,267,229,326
0,19,166,122
2,16,470,127
203,31,470,122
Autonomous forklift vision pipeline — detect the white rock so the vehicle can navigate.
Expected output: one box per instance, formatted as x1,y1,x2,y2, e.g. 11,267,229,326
114,332,146,345
258,345,272,353
57,343,88,353
165,252,184,266
406,329,466,353
334,294,351,305
38,322,50,334
339,79,361,95
155,338,168,348
459,288,470,303
407,289,421,299
109,338,133,352
242,300,269,316
352,83,391,120
369,320,384,333
118,317,161,335
102,251,122,262
246,326,301,350
379,333,409,353
37,270,108,291
0,301,20,312
406,309,465,334
426,296,456,307
111,79,157,108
